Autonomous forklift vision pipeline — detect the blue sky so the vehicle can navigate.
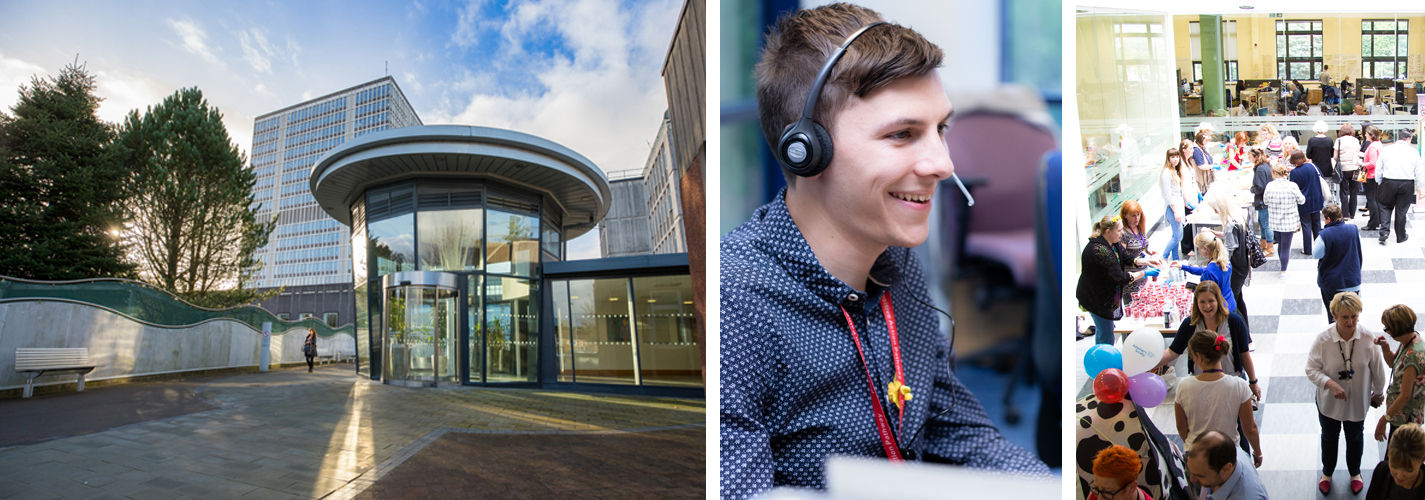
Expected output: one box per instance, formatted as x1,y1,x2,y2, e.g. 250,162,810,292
0,0,684,259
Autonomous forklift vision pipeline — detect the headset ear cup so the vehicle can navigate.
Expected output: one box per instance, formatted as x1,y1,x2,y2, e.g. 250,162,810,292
804,120,833,176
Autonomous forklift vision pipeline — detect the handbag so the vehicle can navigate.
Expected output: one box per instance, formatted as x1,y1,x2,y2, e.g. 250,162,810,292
303,343,314,356
1240,224,1267,269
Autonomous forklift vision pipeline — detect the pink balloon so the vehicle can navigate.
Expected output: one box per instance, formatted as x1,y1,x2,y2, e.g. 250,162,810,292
1094,368,1130,404
1128,372,1168,407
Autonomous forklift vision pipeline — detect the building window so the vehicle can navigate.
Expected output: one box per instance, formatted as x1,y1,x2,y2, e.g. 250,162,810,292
1189,20,1238,81
324,312,339,328
1362,20,1408,79
1112,21,1168,83
1277,20,1323,81
278,313,291,320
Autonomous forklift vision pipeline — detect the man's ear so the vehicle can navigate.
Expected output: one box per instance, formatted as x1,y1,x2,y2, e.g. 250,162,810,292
1220,462,1236,481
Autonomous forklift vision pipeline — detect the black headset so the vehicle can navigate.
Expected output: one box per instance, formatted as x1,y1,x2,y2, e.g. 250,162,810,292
775,22,889,177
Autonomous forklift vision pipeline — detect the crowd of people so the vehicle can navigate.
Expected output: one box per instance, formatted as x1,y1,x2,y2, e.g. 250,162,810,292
1077,118,1425,498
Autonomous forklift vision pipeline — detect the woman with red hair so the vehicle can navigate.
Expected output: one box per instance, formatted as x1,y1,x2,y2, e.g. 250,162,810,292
1227,131,1251,171
1089,445,1153,499
1118,200,1160,302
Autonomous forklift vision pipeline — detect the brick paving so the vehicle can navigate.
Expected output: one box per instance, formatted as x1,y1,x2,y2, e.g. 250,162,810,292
0,364,705,499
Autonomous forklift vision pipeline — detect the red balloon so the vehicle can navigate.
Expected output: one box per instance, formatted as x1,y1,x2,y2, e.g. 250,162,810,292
1094,368,1130,404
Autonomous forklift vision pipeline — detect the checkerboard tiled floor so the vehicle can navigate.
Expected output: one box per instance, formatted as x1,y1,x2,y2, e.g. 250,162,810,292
1077,207,1425,499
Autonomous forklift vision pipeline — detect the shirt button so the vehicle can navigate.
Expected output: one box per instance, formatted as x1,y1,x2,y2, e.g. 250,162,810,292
847,293,859,302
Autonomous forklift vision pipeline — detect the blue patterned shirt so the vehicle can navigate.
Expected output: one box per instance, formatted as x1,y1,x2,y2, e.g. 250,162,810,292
719,191,1048,499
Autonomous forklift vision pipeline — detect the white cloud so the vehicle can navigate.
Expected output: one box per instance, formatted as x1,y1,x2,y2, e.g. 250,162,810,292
238,28,275,74
91,68,169,125
450,0,493,48
165,18,222,67
424,0,680,176
401,71,423,93
0,51,47,113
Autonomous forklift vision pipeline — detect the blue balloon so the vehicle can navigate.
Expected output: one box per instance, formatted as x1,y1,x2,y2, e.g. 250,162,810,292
1084,344,1123,379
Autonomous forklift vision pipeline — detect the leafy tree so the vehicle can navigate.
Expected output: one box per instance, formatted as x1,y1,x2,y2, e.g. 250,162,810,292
116,87,276,307
0,63,135,279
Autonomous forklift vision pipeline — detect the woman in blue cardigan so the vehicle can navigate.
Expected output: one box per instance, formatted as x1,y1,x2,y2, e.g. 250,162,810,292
1173,231,1236,314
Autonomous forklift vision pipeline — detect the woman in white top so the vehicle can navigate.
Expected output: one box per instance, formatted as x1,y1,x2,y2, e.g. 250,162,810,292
1306,292,1386,495
1175,331,1261,467
1160,147,1193,260
1335,123,1363,217
1264,164,1306,271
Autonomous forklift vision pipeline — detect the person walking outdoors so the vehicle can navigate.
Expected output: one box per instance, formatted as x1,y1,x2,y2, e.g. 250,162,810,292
1306,292,1387,495
1288,151,1326,255
1365,423,1425,499
1248,148,1276,257
1315,204,1363,323
1078,216,1159,344
1335,123,1363,218
303,328,318,373
1306,120,1337,203
1175,333,1262,464
1264,164,1306,271
1374,129,1425,245
1375,305,1425,442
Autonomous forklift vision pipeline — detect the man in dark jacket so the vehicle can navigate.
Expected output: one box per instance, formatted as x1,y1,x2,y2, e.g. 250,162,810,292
1289,151,1326,255
1314,204,1363,323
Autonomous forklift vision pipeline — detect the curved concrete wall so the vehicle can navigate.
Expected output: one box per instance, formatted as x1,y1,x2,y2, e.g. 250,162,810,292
0,300,355,391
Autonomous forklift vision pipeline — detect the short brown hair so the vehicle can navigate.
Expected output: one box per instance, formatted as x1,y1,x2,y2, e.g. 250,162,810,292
1323,203,1342,221
1389,424,1425,470
1092,445,1142,488
1383,304,1418,337
1188,331,1232,365
755,4,943,176
1289,150,1307,165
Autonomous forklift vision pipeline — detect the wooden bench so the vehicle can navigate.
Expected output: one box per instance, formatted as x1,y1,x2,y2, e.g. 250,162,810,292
14,348,95,398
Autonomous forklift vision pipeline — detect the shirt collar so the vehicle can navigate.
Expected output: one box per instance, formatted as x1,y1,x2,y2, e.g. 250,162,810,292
1329,325,1368,343
761,188,904,310
1208,454,1250,499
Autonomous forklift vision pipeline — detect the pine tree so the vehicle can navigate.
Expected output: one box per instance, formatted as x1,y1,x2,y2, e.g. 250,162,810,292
0,63,135,279
117,87,276,307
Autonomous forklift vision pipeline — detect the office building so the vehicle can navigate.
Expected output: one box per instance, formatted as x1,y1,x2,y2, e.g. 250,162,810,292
248,76,421,325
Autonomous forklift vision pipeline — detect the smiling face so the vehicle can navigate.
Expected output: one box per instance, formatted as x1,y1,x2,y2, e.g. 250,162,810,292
1196,293,1218,318
800,72,954,250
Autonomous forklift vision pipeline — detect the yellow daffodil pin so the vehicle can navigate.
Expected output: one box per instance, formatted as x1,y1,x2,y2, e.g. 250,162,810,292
887,380,912,410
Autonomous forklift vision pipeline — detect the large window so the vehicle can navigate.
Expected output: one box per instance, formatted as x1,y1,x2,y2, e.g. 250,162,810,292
368,215,414,275
1189,20,1239,82
566,278,636,385
633,275,700,387
484,276,537,383
1362,20,1408,79
486,209,539,277
417,208,484,271
1277,20,1323,81
1112,22,1168,83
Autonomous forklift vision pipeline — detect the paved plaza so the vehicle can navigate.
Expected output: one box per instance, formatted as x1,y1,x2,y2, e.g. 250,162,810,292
0,364,705,499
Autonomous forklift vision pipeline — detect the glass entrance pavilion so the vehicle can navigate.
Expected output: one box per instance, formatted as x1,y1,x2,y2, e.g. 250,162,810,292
311,126,701,392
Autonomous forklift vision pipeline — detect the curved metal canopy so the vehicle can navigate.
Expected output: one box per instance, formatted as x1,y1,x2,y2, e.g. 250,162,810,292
310,125,611,238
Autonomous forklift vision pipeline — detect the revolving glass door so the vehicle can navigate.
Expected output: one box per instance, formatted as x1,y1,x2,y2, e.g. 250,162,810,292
382,271,459,387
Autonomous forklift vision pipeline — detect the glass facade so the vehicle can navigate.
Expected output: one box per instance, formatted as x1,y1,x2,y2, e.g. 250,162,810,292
548,274,698,387
347,178,699,391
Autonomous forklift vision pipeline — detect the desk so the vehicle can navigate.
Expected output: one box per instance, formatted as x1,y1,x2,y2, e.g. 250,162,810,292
1184,96,1203,115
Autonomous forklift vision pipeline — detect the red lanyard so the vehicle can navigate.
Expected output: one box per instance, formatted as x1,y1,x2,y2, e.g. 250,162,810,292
839,293,907,461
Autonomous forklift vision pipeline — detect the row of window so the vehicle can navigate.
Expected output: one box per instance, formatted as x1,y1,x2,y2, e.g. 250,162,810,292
287,109,346,137
354,84,391,106
255,117,280,134
1185,19,1410,82
354,113,390,133
273,260,342,278
252,140,280,157
274,246,339,265
287,97,347,124
279,193,315,209
355,124,390,138
274,219,340,238
284,123,345,151
275,232,340,253
282,154,319,174
355,99,388,118
275,312,340,328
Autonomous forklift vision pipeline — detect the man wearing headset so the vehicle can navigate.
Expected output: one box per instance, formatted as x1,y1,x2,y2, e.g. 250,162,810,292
719,4,1048,498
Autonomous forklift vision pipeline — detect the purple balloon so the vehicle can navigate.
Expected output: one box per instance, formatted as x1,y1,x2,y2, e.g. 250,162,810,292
1128,372,1168,407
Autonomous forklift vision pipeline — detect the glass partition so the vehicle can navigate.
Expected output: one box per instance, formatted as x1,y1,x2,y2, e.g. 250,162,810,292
487,209,539,277
1078,12,1181,222
467,275,483,383
552,280,574,382
569,278,635,385
418,208,484,271
485,276,537,382
633,275,700,387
